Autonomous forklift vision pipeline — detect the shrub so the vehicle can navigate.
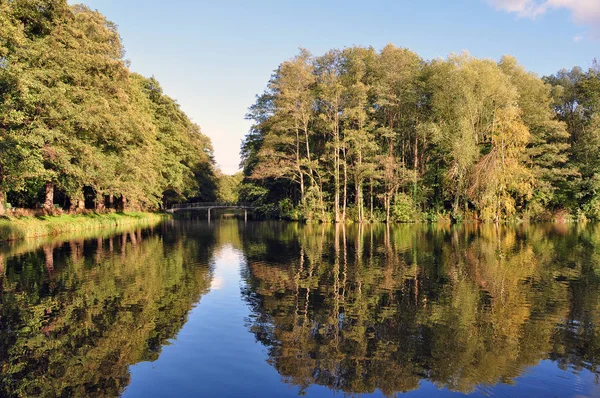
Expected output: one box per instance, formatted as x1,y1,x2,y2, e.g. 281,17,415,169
392,193,417,223
344,205,359,223
583,199,600,221
279,198,301,221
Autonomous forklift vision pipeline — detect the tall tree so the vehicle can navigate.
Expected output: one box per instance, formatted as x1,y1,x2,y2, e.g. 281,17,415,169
499,56,572,214
315,50,345,223
0,1,217,212
242,47,600,222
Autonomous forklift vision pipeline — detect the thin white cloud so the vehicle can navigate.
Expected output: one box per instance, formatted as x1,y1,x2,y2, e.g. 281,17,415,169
488,0,544,17
573,34,584,42
489,0,600,31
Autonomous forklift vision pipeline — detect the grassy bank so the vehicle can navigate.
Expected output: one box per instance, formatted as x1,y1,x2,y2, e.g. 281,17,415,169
0,212,168,241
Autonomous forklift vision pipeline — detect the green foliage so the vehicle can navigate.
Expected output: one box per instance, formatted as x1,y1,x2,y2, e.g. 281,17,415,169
242,47,588,222
278,198,301,220
391,192,417,222
583,198,600,221
0,1,216,212
544,62,600,214
238,182,279,218
216,172,243,204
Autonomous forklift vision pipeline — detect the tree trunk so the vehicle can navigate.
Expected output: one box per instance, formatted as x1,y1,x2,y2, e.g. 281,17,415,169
96,237,103,258
355,182,361,224
108,194,115,209
370,178,374,222
44,182,54,212
0,190,5,216
304,122,315,182
334,105,341,223
334,133,340,223
299,172,305,208
385,192,391,224
129,231,137,245
296,127,305,207
43,246,54,272
70,191,85,213
342,146,347,222
70,241,82,262
96,194,105,212
121,233,127,255
0,171,5,216
319,178,326,222
355,150,363,224
304,121,322,220
414,128,419,204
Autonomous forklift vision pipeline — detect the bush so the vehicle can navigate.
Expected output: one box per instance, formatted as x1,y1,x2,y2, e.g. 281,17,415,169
278,198,301,220
421,210,451,223
369,209,387,223
392,193,417,223
255,203,278,219
583,199,600,221
344,205,359,223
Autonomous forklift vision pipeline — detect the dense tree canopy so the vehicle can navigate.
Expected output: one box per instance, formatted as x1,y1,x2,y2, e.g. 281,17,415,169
0,0,217,214
241,46,599,222
216,171,243,204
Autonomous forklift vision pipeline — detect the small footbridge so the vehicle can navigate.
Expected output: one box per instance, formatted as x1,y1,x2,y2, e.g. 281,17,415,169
167,202,254,222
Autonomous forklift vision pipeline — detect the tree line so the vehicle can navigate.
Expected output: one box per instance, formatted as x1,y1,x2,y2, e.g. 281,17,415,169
241,45,600,222
0,0,217,215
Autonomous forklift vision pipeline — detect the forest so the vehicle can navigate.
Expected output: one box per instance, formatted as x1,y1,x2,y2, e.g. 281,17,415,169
3,1,599,224
0,0,217,215
241,46,600,223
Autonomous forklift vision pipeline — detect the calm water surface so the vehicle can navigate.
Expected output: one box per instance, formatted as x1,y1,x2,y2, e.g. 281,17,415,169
1,221,599,397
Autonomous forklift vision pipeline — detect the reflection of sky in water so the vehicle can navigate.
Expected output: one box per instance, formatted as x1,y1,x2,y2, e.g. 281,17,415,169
124,242,292,397
123,223,600,398
210,276,225,290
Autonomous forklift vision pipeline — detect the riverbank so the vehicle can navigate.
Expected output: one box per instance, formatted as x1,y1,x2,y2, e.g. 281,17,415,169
0,212,168,241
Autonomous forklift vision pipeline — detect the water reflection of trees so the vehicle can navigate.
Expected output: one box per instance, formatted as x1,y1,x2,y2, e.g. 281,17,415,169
0,222,216,397
242,223,600,396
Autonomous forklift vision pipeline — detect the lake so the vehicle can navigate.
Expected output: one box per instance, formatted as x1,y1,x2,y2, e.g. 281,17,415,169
1,221,599,397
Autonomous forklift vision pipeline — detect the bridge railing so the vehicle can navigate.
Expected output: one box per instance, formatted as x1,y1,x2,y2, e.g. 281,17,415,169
169,202,252,209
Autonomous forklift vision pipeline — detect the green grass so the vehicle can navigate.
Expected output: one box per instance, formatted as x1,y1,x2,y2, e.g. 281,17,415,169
0,212,169,241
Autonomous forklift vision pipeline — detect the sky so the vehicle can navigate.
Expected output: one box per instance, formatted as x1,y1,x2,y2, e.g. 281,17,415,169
74,0,599,174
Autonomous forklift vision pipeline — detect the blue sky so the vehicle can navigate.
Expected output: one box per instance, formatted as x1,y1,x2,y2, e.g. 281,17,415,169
74,0,599,174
